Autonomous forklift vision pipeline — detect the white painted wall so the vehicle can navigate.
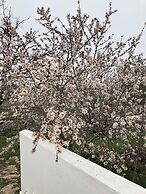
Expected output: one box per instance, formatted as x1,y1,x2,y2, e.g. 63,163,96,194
20,130,146,194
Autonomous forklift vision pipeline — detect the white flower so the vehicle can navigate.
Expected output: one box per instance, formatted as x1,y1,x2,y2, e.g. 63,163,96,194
63,141,69,147
87,96,93,101
91,155,96,159
62,126,69,132
76,139,81,145
77,122,82,129
114,165,118,169
89,143,94,147
117,168,122,174
121,164,128,171
99,155,104,162
82,108,88,114
53,125,61,135
112,122,118,129
47,112,55,120
73,135,77,141
120,118,126,126
127,120,132,126
59,111,66,119
111,112,116,119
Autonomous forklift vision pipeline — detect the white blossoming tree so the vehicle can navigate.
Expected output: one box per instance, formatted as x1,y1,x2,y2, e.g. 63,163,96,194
0,0,146,187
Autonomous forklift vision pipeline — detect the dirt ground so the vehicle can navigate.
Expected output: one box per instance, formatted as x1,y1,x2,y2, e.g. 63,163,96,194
0,136,20,194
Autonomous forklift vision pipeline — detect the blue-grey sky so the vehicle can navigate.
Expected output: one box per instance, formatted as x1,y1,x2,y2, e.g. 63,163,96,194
5,0,146,56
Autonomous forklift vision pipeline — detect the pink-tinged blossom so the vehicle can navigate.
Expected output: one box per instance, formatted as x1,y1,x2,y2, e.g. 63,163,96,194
0,1,145,180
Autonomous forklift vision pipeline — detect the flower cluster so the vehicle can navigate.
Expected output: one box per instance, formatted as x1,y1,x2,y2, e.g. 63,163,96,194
0,1,145,179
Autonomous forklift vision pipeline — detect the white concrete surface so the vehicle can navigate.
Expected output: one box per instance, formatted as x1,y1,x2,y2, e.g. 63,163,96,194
20,130,146,194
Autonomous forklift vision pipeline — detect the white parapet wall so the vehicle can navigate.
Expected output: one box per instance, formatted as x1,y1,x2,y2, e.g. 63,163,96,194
20,130,146,194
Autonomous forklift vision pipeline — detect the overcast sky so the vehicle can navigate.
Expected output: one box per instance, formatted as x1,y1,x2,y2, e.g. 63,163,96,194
5,0,146,56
